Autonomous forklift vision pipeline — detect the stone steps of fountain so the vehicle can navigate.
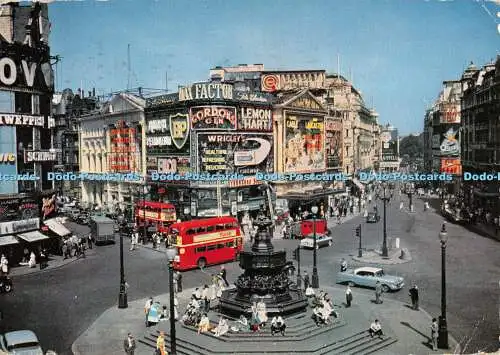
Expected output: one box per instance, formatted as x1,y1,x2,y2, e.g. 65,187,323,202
140,326,397,355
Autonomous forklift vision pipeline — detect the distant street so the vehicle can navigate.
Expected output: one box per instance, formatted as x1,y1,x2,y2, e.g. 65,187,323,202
296,193,499,353
0,197,498,354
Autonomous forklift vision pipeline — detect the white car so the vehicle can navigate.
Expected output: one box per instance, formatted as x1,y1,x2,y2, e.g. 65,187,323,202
300,234,333,249
0,330,43,355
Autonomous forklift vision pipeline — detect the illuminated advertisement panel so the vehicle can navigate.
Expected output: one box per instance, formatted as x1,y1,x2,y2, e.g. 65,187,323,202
325,119,342,168
284,113,325,173
108,120,142,173
197,133,273,176
440,158,461,175
0,126,18,194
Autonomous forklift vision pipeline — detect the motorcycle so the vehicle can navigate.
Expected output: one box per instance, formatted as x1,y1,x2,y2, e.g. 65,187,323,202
0,276,13,293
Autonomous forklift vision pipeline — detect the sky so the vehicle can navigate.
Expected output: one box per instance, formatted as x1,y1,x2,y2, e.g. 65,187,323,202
46,0,500,135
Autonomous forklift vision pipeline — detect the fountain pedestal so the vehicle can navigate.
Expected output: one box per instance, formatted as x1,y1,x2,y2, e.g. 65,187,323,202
219,211,308,316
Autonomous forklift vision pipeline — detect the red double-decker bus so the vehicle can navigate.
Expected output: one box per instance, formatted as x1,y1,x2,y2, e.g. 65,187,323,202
169,216,243,271
135,201,177,233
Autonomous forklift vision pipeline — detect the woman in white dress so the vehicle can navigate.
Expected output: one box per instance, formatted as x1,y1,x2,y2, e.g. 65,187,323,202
212,316,229,337
256,299,268,325
0,255,8,275
28,252,36,268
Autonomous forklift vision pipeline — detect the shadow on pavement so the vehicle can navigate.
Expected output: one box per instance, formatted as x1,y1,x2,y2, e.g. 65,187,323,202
400,321,433,349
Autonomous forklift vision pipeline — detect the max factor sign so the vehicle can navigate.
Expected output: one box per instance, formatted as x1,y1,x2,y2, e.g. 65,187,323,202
179,83,233,101
24,150,57,163
0,114,45,127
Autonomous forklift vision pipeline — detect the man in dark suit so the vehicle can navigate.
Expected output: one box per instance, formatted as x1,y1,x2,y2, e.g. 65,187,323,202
409,284,419,310
123,333,136,355
220,265,229,287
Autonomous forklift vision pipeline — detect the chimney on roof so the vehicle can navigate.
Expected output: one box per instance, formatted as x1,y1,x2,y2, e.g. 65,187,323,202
92,88,96,97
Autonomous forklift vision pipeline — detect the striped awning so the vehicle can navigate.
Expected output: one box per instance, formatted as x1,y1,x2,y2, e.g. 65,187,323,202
16,231,49,243
44,218,71,237
0,235,19,247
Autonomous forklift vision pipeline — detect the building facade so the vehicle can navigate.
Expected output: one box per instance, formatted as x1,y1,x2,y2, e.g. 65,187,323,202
52,89,99,199
423,80,463,192
79,92,146,217
0,2,58,261
461,58,500,212
323,74,381,176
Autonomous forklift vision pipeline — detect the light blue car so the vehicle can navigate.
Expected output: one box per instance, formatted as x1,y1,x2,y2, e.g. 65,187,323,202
336,266,405,292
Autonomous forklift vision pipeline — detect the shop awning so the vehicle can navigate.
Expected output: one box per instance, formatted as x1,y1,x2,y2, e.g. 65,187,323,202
16,231,49,243
0,235,19,247
44,218,71,237
279,188,338,201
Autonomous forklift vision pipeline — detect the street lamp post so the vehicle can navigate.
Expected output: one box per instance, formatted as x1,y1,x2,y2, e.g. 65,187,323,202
376,183,393,258
166,247,178,355
142,183,147,244
118,214,128,309
311,205,319,289
438,223,449,349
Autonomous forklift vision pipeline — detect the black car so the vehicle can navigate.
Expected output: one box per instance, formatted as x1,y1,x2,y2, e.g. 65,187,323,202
366,212,380,223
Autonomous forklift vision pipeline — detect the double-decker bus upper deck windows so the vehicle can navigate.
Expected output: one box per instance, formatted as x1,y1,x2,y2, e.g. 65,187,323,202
217,243,225,249
216,224,224,231
226,241,234,248
207,245,216,251
187,229,195,235
195,246,206,253
196,227,205,234
224,224,232,229
207,226,214,232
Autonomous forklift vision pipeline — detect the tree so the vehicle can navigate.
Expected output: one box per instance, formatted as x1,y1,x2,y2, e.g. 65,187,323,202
399,134,424,159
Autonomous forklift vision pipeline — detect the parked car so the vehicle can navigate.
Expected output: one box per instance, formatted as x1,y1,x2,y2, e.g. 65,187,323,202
366,212,380,223
300,234,333,249
0,330,43,355
336,267,404,292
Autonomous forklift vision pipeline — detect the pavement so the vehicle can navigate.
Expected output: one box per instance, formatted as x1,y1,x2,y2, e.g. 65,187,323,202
71,284,459,355
9,220,95,277
3,199,499,354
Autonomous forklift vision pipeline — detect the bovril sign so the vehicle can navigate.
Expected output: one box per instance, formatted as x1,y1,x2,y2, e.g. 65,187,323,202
24,150,57,163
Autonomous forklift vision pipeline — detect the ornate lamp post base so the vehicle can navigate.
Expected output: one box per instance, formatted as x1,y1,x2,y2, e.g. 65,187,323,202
438,316,449,349
118,287,128,309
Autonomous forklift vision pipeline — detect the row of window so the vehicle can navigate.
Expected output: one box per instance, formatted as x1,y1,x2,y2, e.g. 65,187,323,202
186,223,238,235
195,241,235,253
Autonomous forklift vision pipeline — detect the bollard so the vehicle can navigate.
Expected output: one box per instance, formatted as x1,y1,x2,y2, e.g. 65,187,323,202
395,237,400,249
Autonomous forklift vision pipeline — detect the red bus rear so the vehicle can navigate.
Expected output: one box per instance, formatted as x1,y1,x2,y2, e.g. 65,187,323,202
135,201,177,233
169,216,243,271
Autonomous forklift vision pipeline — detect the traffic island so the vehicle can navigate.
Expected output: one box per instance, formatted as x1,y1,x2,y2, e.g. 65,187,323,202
72,285,461,355
140,306,398,355
352,248,412,265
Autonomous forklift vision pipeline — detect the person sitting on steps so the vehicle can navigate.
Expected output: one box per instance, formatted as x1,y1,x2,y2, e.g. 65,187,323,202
271,316,286,336
369,319,384,338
